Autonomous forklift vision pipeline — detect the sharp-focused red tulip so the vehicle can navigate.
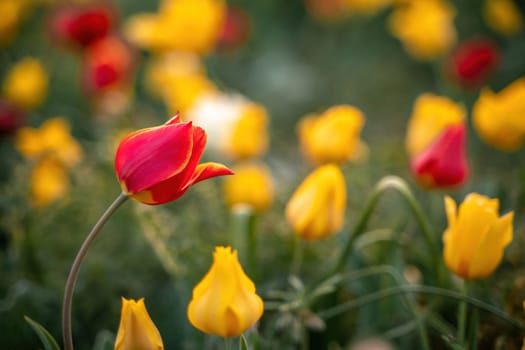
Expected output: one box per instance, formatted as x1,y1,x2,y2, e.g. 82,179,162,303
0,100,24,137
411,124,468,189
82,36,135,93
115,114,233,205
447,38,500,88
48,3,114,48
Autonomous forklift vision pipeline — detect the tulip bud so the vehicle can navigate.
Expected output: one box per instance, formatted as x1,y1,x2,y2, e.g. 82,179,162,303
30,156,69,208
0,99,24,137
286,164,346,240
223,162,274,212
187,246,263,338
216,5,252,51
115,114,233,205
443,193,513,279
484,0,523,36
410,124,468,189
114,298,164,350
2,57,48,110
298,105,365,165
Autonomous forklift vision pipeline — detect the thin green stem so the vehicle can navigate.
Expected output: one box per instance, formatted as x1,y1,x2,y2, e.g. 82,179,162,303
224,337,234,350
318,284,524,330
230,206,258,281
62,193,128,350
457,280,469,346
290,236,304,276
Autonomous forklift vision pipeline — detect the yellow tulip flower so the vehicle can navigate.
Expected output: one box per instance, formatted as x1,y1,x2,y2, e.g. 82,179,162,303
472,78,525,151
15,117,83,167
298,105,365,165
405,93,466,157
3,57,48,110
286,164,346,240
223,162,274,212
187,246,263,338
389,0,457,60
484,0,523,36
443,193,513,280
114,298,164,350
30,156,69,208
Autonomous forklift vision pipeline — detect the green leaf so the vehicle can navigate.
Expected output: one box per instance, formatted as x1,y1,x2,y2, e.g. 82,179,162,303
239,334,249,350
24,316,61,350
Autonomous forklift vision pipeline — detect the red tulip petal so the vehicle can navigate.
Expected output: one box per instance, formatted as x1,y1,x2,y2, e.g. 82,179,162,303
115,122,194,194
187,162,234,187
165,113,181,125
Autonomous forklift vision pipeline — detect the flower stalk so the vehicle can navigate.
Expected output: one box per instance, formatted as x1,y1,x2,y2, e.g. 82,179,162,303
62,193,128,350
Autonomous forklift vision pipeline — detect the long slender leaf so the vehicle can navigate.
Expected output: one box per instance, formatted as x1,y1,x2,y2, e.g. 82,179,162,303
24,316,61,350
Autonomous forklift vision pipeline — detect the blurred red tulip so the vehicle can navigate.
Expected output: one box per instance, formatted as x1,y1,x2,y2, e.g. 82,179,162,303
0,100,24,137
82,36,135,93
411,124,468,189
115,114,234,205
217,5,252,51
48,2,114,48
447,38,500,88
305,0,347,22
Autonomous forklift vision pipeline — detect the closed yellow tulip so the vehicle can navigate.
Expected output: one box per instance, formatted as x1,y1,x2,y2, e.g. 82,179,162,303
286,164,346,240
472,78,525,151
298,105,365,165
3,57,48,110
187,246,263,337
443,193,513,280
223,162,274,212
484,0,523,36
114,298,164,350
405,93,466,157
30,156,69,208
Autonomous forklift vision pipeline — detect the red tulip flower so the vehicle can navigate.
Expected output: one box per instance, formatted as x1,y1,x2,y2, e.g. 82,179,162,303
411,124,469,189
48,3,114,48
0,100,24,137
115,114,234,205
82,36,135,93
447,38,500,88
217,5,252,51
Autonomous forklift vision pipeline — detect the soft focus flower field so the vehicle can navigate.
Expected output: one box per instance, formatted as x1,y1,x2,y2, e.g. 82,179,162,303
1,0,525,349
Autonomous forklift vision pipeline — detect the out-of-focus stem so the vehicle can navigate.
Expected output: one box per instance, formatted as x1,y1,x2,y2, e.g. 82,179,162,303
62,193,128,350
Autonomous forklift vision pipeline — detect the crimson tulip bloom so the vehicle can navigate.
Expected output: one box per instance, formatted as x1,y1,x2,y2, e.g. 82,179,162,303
115,115,233,205
411,124,468,189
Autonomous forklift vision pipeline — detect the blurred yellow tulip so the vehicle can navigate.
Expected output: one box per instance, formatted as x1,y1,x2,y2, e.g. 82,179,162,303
298,105,365,165
187,246,263,338
343,0,392,16
3,57,48,110
0,0,31,46
443,193,513,279
15,117,83,166
472,77,525,151
125,0,225,54
286,164,346,240
484,0,523,36
405,93,466,157
30,156,69,208
114,298,164,350
223,162,274,212
389,0,456,60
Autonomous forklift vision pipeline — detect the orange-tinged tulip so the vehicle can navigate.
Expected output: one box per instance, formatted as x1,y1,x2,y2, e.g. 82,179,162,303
223,162,274,212
187,246,263,338
115,114,233,205
114,298,164,350
286,164,346,240
298,105,365,165
443,193,513,279
411,124,468,189
405,93,466,157
472,78,525,151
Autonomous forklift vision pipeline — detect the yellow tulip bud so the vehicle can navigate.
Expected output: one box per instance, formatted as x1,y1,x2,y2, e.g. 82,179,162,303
388,0,457,60
3,57,48,110
286,164,346,240
298,105,365,165
223,162,274,212
472,78,525,152
114,298,164,350
228,103,269,160
30,156,69,208
187,246,263,338
484,0,523,36
405,93,466,157
443,193,513,280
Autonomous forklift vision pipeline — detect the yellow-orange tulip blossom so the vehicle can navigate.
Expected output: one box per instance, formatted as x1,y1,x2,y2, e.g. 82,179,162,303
3,57,48,110
114,298,164,350
484,0,523,36
187,246,263,338
286,164,346,240
443,193,513,279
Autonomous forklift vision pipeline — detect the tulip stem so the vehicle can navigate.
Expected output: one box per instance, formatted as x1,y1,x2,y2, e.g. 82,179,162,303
457,281,469,346
62,193,128,350
224,337,234,350
230,206,258,282
333,176,440,278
